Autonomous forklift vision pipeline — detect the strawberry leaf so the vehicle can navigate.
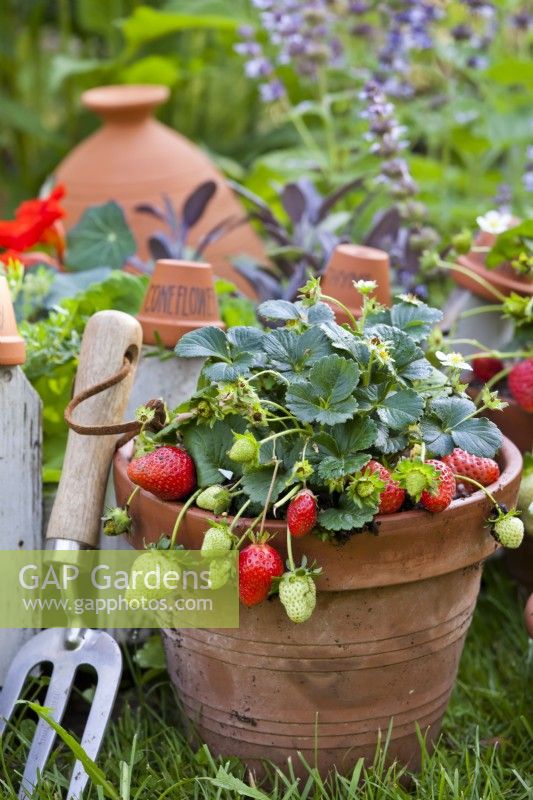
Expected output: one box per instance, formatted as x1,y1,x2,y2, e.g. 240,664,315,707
261,326,332,381
182,417,245,486
241,464,289,505
451,417,503,458
374,422,408,454
318,497,376,532
312,418,377,479
286,355,360,425
175,326,229,359
377,389,424,429
390,301,443,342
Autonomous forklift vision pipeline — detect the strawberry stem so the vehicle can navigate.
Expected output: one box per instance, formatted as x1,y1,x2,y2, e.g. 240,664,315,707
229,499,251,532
453,473,498,507
126,485,140,508
473,367,512,406
259,458,281,536
286,525,296,572
169,489,202,549
320,293,358,329
273,484,301,512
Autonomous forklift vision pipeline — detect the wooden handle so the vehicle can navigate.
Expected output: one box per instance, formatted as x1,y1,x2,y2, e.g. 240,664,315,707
46,311,142,547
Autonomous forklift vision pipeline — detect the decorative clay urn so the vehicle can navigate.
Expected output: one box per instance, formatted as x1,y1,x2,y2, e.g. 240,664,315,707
53,84,266,296
453,229,532,302
137,259,224,348
0,276,25,366
321,243,391,322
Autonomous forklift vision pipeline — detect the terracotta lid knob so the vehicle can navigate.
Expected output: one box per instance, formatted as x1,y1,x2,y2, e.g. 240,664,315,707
0,276,26,366
322,243,391,320
82,84,170,124
137,259,225,348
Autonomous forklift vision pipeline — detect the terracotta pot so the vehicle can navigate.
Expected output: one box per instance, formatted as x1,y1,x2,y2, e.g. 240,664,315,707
53,84,266,296
525,593,533,638
0,276,25,366
114,437,521,776
137,259,224,347
482,401,532,456
453,231,533,302
321,244,391,324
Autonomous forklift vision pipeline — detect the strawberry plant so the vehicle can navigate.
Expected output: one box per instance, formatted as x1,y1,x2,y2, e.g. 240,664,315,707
124,278,522,623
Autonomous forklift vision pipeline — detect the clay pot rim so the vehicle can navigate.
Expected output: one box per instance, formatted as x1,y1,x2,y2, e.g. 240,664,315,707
154,258,212,271
115,435,521,535
454,253,533,300
334,243,390,264
82,84,170,116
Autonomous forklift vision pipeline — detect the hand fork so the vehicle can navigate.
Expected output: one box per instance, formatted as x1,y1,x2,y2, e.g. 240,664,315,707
0,310,142,799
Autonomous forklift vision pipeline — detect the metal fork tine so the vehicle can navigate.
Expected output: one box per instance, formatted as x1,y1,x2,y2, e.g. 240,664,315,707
18,660,76,800
67,636,123,800
0,630,63,736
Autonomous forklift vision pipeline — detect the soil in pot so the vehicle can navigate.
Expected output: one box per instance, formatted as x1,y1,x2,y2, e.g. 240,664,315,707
113,438,522,778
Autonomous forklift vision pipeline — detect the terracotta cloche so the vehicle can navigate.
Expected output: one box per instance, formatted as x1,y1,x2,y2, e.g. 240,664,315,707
53,84,266,297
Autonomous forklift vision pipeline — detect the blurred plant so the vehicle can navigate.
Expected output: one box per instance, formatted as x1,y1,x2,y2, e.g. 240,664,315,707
129,181,246,271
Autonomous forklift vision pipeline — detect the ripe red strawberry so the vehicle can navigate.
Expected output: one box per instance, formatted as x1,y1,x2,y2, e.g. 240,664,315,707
441,448,500,494
127,445,196,501
287,489,318,537
420,460,456,513
508,359,533,412
367,460,406,514
472,357,504,384
239,543,284,607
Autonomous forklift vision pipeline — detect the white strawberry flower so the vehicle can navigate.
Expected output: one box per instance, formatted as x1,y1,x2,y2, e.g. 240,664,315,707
436,351,472,371
476,210,514,235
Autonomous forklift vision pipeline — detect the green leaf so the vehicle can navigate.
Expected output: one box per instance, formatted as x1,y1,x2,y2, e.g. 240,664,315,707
430,397,477,428
286,355,359,426
420,418,455,456
182,418,245,486
377,389,424,430
120,55,180,87
227,326,264,354
175,327,229,359
23,702,120,800
207,767,272,800
486,221,533,268
257,300,300,321
374,422,408,454
121,6,240,51
452,417,503,458
203,352,254,382
321,320,370,361
262,327,331,381
133,635,166,670
365,323,429,380
318,497,376,532
241,464,288,505
313,418,377,479
390,301,443,342
66,202,136,271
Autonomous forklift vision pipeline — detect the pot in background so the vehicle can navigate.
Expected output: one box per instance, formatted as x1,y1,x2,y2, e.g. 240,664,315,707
321,244,391,323
53,85,266,296
136,259,224,348
113,437,521,777
453,230,533,302
0,276,25,366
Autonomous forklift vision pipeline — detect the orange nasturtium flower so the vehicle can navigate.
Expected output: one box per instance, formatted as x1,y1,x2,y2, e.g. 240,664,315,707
0,185,66,257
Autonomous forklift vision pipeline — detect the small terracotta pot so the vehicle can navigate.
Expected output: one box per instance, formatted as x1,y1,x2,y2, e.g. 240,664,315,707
321,244,391,323
54,84,267,296
137,259,224,347
0,276,25,366
114,437,521,777
453,230,533,302
525,593,533,638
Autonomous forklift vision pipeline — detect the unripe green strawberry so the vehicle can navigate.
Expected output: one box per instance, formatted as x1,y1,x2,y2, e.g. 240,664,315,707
279,573,317,624
201,526,233,559
197,485,231,515
493,516,524,549
209,558,232,590
228,432,259,464
125,551,179,606
518,473,533,536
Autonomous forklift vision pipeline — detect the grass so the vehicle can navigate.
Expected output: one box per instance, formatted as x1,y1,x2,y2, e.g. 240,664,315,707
0,561,531,799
